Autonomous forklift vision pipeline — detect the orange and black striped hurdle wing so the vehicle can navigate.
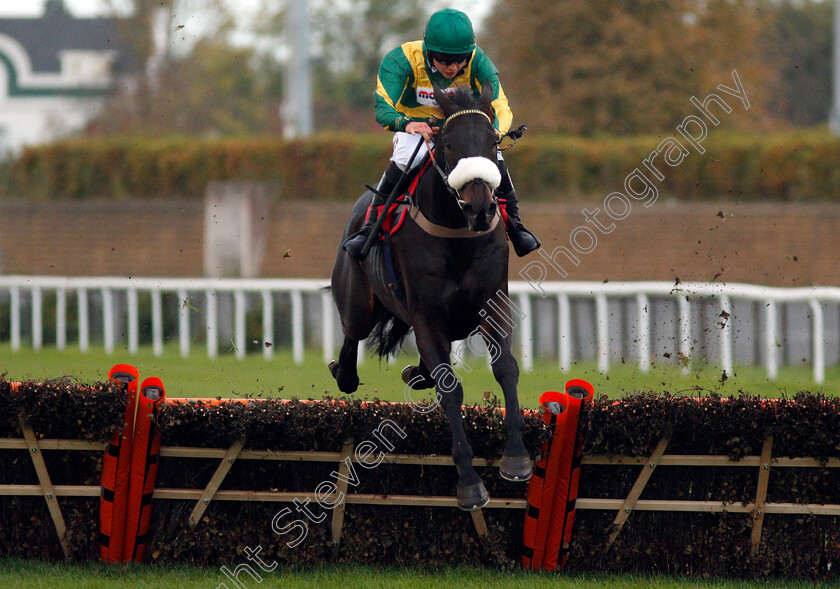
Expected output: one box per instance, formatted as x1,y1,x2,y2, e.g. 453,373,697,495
523,390,569,570
100,364,139,562
521,434,548,569
123,376,165,562
543,379,594,571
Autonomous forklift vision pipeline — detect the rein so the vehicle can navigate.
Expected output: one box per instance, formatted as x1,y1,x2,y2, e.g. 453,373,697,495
496,124,528,151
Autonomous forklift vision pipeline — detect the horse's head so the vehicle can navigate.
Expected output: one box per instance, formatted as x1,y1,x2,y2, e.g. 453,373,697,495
432,81,501,233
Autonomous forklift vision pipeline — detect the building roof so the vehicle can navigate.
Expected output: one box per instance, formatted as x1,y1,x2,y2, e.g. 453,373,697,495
0,0,138,74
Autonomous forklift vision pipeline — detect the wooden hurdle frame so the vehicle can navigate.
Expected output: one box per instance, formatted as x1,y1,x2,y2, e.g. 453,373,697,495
5,421,840,561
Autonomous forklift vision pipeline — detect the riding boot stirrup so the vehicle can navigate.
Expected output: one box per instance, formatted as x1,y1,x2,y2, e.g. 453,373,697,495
343,165,403,260
502,195,541,257
497,162,540,257
507,223,541,257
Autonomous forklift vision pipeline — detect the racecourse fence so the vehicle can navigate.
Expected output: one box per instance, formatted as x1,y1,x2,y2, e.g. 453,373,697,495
1,276,838,382
10,427,839,560
5,384,840,577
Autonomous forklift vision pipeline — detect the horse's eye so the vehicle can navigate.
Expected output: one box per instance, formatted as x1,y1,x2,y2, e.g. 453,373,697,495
444,141,453,150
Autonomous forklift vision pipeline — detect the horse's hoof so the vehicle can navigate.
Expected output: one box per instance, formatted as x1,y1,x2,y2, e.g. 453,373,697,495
500,455,533,482
401,365,435,390
400,365,412,384
457,482,489,511
329,361,359,394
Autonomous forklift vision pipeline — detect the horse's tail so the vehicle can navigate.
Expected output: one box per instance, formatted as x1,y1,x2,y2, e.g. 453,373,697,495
369,312,412,359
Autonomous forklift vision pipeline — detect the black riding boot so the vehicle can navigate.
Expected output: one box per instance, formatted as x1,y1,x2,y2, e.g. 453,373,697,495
498,162,540,257
343,163,404,260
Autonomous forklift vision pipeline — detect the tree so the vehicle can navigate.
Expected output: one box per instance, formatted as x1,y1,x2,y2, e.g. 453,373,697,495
309,0,430,131
90,41,283,136
88,0,282,136
482,0,780,135
766,0,833,126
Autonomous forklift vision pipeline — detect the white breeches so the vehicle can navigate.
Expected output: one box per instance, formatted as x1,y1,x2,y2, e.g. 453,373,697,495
391,132,433,171
390,131,506,171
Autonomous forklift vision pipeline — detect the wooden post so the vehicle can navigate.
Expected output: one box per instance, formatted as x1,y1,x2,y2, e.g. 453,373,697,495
188,439,245,530
750,436,773,555
18,416,72,561
330,440,354,560
470,508,489,538
606,435,671,547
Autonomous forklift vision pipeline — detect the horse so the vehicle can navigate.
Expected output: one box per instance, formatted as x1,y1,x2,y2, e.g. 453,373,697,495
329,82,531,510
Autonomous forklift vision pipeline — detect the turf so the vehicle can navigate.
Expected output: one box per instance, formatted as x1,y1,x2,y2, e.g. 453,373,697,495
0,559,835,589
0,343,836,407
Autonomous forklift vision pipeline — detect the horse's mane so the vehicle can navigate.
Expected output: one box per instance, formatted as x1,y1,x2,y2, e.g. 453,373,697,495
449,86,479,111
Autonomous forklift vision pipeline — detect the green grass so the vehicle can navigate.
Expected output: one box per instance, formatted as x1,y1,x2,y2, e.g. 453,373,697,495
0,559,836,589
0,344,836,407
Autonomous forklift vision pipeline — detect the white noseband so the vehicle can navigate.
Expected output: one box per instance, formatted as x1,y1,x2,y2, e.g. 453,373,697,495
446,156,502,191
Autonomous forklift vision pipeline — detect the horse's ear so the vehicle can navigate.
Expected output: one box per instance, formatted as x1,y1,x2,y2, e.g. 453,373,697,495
480,79,495,118
433,83,456,117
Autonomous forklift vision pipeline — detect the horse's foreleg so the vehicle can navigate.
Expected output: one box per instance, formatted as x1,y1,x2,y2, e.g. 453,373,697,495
329,337,360,394
414,326,488,510
483,319,531,482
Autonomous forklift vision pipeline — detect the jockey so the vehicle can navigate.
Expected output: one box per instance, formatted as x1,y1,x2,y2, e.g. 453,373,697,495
343,8,541,260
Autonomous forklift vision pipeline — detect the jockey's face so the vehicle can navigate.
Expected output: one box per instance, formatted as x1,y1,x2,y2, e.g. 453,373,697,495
432,57,467,79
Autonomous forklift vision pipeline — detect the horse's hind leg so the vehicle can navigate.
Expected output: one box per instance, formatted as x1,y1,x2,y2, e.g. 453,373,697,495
400,359,435,390
329,338,360,394
330,213,378,395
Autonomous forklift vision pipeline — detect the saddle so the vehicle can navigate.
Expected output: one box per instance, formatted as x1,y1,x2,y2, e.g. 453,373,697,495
363,198,411,241
361,158,431,242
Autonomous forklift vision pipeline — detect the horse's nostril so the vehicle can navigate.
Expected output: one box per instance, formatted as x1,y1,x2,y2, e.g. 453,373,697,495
473,215,491,231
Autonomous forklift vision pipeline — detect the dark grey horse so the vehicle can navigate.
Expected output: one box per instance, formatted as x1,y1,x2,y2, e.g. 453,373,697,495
329,82,530,510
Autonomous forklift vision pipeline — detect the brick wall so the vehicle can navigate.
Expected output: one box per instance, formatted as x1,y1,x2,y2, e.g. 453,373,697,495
1,199,838,286
515,201,840,287
0,201,204,277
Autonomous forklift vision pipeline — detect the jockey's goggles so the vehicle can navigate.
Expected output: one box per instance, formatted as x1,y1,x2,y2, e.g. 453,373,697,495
429,51,471,66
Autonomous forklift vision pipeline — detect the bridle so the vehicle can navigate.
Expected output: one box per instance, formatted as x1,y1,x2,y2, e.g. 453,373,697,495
442,108,492,131
423,108,497,211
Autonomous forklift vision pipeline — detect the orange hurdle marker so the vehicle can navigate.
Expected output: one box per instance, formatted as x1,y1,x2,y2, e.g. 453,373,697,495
123,377,166,562
524,390,570,569
521,390,569,569
541,379,594,571
100,364,139,563
521,380,594,571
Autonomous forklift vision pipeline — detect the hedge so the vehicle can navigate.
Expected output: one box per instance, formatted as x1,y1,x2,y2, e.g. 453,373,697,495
0,379,125,561
3,130,839,202
3,379,840,579
571,392,840,579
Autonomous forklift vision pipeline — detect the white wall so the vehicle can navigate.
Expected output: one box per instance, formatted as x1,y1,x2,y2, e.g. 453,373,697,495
0,94,105,154
0,33,111,154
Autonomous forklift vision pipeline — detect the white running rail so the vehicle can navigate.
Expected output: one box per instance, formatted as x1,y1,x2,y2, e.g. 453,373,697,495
1,277,838,383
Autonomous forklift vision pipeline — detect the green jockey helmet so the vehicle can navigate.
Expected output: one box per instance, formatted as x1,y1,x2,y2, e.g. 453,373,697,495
423,9,476,55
